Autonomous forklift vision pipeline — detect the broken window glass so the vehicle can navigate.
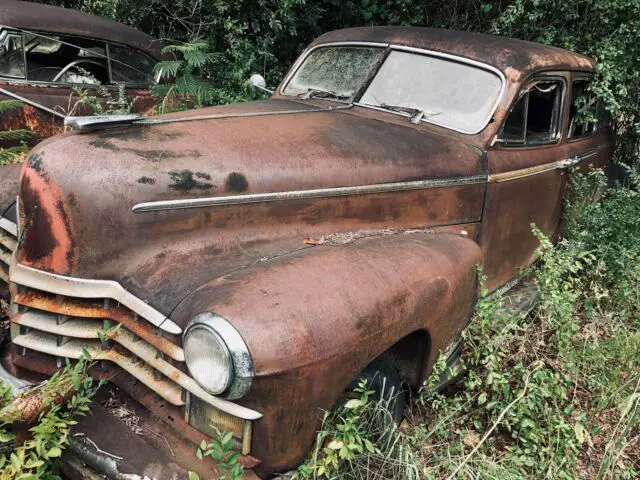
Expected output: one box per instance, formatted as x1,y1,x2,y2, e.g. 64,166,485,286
22,33,108,84
0,30,25,78
498,80,563,145
282,46,386,100
569,79,598,138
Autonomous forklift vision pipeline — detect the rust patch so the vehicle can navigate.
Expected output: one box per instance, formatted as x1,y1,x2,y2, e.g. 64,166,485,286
225,172,249,193
19,165,77,274
90,136,201,162
27,152,44,173
168,170,215,191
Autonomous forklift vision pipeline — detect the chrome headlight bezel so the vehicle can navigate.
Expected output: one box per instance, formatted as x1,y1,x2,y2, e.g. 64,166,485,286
183,313,254,399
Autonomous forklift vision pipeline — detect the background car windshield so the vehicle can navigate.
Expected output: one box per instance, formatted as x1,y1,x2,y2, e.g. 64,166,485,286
360,51,502,133
283,46,385,99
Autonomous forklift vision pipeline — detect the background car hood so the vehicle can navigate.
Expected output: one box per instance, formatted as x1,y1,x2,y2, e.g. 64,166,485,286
16,98,486,318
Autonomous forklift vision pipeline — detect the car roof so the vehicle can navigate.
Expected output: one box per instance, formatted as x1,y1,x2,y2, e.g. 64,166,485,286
311,27,594,78
0,0,163,60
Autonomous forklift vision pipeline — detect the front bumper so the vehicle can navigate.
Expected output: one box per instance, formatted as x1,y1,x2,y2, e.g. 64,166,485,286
0,364,260,479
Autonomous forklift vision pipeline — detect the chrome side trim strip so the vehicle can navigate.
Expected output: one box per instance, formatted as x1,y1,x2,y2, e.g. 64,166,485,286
136,104,354,126
488,150,600,183
0,218,18,237
132,175,487,213
0,86,65,119
9,258,182,335
65,105,355,132
488,161,566,183
576,148,599,161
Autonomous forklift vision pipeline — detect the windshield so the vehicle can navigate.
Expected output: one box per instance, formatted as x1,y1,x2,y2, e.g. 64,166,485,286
282,46,503,134
282,46,386,100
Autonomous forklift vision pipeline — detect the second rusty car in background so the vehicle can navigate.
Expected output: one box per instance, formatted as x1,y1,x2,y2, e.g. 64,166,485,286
0,0,163,247
0,27,613,478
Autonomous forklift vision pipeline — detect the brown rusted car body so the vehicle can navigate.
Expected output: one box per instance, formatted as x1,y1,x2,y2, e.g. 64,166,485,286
0,1,162,232
0,27,613,477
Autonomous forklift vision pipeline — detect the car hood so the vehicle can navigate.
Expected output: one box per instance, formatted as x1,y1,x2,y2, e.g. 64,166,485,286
16,98,486,318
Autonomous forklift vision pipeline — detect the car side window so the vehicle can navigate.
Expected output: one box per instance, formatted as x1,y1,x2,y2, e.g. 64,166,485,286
22,33,109,84
569,79,598,138
0,30,25,78
109,43,156,85
497,79,564,146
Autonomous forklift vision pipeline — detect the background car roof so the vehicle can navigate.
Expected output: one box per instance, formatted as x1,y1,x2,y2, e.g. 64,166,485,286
311,27,594,78
0,0,163,60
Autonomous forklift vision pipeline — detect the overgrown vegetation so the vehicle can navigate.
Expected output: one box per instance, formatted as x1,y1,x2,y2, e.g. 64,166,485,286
0,354,100,479
36,0,640,167
0,101,32,166
293,171,640,479
5,1,640,477
153,40,221,112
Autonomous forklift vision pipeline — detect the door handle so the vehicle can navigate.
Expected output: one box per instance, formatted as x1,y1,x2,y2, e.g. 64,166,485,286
560,156,581,169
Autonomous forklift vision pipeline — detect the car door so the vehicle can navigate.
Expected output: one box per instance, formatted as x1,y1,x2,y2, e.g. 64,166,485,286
564,74,615,175
480,72,572,291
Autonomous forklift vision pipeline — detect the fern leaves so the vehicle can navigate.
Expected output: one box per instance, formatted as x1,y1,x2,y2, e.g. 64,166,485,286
0,100,33,166
153,40,220,112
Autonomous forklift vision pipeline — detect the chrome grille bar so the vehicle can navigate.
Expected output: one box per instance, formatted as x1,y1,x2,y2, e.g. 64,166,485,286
0,230,17,252
10,297,262,421
12,330,185,405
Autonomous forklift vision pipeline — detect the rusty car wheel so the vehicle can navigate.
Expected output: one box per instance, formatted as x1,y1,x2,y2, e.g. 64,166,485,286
347,360,407,422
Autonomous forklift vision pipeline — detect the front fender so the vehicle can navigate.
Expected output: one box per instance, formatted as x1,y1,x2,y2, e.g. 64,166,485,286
171,232,481,473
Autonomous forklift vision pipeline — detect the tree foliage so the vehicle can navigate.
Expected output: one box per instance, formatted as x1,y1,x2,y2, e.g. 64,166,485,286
33,0,638,164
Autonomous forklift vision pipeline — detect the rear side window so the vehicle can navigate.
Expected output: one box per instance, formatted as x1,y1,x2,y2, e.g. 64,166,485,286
569,79,598,138
22,33,109,84
0,30,25,78
0,30,156,87
498,79,564,146
109,43,156,85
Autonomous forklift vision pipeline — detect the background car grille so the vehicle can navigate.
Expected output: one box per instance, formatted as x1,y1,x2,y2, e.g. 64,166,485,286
0,220,17,288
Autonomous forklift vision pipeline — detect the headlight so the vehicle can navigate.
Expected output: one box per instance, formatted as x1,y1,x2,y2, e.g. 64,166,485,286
184,323,233,394
183,313,253,398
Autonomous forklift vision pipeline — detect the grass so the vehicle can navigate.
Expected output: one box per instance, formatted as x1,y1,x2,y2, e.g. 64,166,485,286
296,169,640,479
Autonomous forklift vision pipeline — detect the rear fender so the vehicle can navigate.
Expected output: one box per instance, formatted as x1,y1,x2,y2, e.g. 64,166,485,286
171,232,482,472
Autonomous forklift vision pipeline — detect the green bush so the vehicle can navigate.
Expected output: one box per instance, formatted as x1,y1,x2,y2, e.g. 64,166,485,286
35,0,639,166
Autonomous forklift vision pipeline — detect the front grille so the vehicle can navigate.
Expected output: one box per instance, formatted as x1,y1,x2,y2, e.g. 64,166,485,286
0,219,17,288
9,286,257,454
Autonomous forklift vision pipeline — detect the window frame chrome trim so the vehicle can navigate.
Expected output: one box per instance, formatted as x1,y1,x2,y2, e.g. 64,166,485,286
279,41,507,135
494,72,569,147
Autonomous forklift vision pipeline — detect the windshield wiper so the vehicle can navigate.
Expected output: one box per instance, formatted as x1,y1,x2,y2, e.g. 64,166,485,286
299,88,351,101
378,104,426,124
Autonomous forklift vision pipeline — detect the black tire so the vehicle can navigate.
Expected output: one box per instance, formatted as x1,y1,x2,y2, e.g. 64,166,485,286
605,163,631,188
348,360,406,422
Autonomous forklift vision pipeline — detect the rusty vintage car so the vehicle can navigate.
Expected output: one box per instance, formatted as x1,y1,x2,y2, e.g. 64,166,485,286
0,0,162,239
0,27,613,478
